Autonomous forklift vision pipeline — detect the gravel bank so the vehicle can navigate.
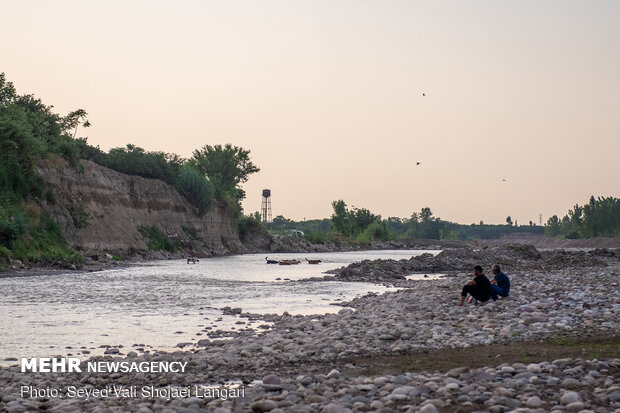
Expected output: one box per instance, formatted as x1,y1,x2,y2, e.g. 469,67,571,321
1,253,618,412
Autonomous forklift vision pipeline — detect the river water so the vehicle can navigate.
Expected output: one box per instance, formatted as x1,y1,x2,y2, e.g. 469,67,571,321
0,250,437,365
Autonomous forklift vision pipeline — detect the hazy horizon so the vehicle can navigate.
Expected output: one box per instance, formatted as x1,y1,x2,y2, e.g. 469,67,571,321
2,1,619,224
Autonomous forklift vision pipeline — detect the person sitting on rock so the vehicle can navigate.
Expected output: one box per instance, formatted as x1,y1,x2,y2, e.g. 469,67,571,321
459,265,492,306
490,264,510,300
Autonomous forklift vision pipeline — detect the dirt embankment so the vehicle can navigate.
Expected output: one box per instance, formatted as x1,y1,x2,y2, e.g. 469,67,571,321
37,159,243,258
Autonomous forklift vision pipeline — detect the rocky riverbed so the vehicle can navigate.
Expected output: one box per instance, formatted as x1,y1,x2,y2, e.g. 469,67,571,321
320,245,618,283
0,249,618,412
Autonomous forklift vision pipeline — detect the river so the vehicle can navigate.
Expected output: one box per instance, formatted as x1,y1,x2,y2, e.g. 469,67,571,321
0,249,437,365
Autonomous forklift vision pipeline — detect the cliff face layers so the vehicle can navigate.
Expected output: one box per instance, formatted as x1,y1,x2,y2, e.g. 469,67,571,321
37,160,243,257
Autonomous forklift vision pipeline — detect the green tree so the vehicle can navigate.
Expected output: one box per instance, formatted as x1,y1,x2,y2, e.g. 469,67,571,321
544,196,620,238
331,200,348,234
190,144,260,200
544,215,561,237
330,200,381,238
61,109,91,138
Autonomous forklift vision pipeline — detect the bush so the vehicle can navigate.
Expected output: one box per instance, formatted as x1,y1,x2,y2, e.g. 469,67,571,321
0,217,19,247
357,221,390,243
237,214,266,240
305,230,326,244
7,211,82,263
105,145,181,185
175,164,215,212
0,245,11,262
67,201,91,229
138,225,176,252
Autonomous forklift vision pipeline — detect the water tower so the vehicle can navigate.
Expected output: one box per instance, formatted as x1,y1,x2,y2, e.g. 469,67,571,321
260,189,272,223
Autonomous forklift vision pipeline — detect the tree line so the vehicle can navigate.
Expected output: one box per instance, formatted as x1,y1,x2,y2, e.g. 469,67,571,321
268,195,619,244
544,196,620,238
265,201,545,244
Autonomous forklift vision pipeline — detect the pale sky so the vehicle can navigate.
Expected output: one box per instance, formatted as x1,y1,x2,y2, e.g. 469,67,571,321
2,1,619,224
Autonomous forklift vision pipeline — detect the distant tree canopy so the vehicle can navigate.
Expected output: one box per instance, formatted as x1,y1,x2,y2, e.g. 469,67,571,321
545,196,620,238
266,215,331,234
266,203,545,245
330,200,384,238
408,207,442,239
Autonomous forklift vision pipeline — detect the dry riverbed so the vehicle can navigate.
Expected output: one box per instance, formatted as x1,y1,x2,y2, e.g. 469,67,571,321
0,247,619,412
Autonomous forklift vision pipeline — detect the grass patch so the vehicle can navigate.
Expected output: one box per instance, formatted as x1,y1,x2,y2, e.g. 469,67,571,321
0,199,82,265
138,225,177,252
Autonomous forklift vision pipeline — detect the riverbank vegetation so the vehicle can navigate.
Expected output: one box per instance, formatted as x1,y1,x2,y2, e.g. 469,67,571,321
267,195,619,245
0,73,259,264
544,196,620,238
266,200,546,244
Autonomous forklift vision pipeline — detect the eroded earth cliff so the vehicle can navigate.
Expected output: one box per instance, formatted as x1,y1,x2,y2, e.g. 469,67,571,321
37,159,243,257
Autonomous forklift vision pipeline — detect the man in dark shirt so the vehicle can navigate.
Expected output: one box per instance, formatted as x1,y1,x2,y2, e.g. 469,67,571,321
459,265,492,306
490,264,510,300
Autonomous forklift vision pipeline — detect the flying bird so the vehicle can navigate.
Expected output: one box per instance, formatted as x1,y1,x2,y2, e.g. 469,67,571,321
502,179,507,182
416,162,421,166
422,93,426,96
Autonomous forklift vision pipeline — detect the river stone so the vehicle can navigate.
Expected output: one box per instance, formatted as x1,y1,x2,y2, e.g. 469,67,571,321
526,396,542,408
251,400,278,412
419,404,439,413
560,391,581,405
526,363,542,373
321,404,351,413
566,401,585,412
262,374,282,390
326,369,341,379
561,378,580,389
446,367,467,377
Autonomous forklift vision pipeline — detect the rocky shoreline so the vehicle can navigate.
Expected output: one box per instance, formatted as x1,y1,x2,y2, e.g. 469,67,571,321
0,248,619,412
316,245,618,283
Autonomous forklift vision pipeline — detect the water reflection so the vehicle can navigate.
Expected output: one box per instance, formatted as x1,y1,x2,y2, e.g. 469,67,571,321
0,250,437,364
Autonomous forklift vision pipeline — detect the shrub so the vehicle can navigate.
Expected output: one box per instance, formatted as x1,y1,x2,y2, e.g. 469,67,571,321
0,217,19,247
22,201,41,220
237,214,266,240
138,225,176,252
305,230,326,244
105,145,181,185
175,164,215,212
0,245,11,262
67,201,91,229
357,221,390,243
